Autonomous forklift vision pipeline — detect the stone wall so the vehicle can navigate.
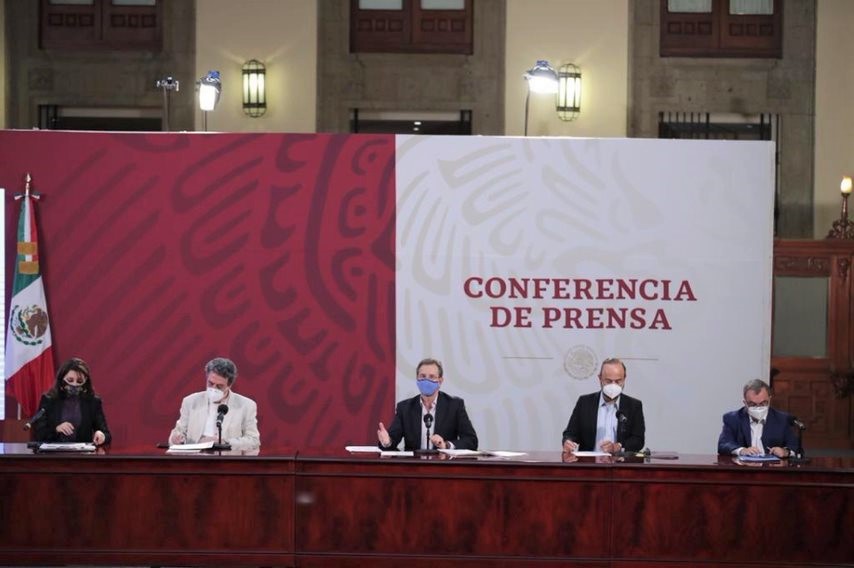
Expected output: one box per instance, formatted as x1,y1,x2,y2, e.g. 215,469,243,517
316,0,505,135
629,0,816,237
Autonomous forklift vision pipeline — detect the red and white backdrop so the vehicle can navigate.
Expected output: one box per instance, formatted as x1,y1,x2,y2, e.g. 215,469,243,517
1,131,775,452
394,135,775,453
1,131,396,447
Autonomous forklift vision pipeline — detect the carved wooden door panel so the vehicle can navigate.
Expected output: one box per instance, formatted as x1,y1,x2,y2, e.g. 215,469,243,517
772,240,853,449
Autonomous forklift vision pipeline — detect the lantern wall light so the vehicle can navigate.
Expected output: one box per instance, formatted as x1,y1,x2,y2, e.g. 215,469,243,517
243,59,267,118
556,63,582,121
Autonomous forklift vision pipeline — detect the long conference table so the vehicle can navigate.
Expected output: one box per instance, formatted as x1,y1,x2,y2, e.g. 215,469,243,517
0,443,851,567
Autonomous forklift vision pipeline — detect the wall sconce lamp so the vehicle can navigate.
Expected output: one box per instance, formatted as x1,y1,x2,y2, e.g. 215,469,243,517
198,70,222,131
556,63,582,121
155,75,179,132
826,176,853,239
242,59,267,118
523,60,558,136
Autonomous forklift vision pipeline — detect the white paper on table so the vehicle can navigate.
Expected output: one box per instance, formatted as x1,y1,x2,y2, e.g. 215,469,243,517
438,448,483,457
380,450,414,457
38,443,97,452
572,450,612,457
167,441,214,452
485,450,528,458
346,446,383,453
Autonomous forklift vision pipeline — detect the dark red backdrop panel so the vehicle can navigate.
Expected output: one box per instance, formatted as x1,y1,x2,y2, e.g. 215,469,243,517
1,130,396,448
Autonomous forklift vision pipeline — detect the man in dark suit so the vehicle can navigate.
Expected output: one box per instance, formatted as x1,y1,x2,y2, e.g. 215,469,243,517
562,358,645,453
378,357,478,451
717,378,798,457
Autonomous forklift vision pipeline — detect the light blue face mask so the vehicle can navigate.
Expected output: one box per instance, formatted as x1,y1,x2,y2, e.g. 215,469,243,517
417,378,440,397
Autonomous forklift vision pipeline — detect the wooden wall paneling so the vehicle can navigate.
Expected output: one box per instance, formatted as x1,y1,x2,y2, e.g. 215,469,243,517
0,453,296,566
294,457,611,561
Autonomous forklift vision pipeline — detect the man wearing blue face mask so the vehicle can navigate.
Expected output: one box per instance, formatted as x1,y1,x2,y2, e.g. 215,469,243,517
168,357,260,449
377,357,478,451
717,379,798,457
561,358,645,454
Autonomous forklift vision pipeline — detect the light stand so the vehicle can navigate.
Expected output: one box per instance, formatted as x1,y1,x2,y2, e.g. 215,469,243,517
155,76,180,132
524,88,532,137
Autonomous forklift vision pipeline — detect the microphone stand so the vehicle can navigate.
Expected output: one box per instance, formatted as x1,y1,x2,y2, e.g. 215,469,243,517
212,421,231,451
788,424,809,464
414,413,438,456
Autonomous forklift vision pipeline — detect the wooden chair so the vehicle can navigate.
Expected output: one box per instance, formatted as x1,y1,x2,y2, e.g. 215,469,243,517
0,419,33,442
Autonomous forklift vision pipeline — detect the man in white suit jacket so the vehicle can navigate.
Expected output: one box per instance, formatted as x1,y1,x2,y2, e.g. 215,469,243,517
168,357,260,449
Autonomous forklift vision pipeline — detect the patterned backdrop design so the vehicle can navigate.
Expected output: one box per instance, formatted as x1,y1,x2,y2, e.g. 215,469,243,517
1,130,396,447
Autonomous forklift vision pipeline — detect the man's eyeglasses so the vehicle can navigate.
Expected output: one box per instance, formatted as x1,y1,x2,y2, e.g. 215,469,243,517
744,400,770,408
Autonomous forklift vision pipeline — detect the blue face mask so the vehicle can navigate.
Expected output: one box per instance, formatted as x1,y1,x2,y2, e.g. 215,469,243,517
417,378,440,397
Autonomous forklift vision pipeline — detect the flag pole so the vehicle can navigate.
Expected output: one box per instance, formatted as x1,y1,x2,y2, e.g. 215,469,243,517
6,171,55,418
10,173,39,419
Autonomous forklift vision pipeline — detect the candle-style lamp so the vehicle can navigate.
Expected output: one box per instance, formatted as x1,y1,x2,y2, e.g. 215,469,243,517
826,176,854,239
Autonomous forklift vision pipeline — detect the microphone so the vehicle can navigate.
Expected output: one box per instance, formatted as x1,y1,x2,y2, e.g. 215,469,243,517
616,410,628,436
614,411,629,454
788,415,809,464
216,404,229,428
23,407,47,431
414,414,438,456
211,404,232,452
424,413,434,450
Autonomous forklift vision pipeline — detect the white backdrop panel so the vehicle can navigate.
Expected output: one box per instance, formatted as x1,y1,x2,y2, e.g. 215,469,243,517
395,136,775,453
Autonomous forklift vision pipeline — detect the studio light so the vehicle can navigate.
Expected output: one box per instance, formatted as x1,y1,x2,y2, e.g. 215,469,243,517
197,70,221,132
155,75,179,132
523,60,558,136
198,70,222,112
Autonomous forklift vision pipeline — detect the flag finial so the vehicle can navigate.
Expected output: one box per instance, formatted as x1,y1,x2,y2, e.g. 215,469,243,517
15,172,41,201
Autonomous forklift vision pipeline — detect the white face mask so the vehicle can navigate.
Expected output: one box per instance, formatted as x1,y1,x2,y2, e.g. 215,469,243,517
207,387,225,403
747,405,769,420
602,383,622,399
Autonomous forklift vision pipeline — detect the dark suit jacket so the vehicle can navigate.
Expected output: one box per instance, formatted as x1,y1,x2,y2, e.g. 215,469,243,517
562,391,645,452
32,393,112,445
381,391,478,451
717,406,798,455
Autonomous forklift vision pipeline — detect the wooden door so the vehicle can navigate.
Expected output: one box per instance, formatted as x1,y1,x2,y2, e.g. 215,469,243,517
772,239,853,449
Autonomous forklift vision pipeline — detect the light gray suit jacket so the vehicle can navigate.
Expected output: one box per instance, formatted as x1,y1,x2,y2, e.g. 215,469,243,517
169,391,260,449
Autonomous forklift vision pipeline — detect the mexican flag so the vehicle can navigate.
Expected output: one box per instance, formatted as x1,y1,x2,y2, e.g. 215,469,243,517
5,194,55,416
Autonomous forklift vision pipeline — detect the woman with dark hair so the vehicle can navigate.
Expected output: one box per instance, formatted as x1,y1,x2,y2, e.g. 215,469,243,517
32,358,111,446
